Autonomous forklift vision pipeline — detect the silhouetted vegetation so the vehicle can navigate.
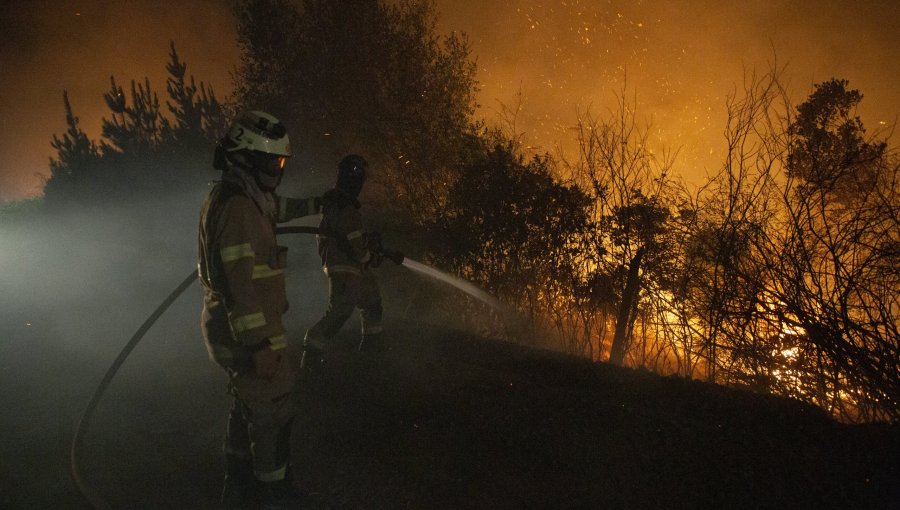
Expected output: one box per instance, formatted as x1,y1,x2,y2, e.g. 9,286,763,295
43,42,226,211
232,0,478,219
423,135,594,343
26,1,898,422
628,73,900,422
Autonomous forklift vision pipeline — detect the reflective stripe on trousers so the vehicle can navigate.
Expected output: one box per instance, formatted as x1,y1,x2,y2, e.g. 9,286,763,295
227,352,296,482
306,270,383,342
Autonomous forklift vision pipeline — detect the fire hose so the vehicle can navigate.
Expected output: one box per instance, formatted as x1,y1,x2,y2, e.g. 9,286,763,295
70,225,507,509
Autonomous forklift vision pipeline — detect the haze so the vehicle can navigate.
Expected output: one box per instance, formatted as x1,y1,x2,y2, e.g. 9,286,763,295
2,0,899,200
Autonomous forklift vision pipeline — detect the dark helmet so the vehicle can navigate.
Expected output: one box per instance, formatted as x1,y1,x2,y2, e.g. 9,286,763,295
214,110,292,191
336,154,368,197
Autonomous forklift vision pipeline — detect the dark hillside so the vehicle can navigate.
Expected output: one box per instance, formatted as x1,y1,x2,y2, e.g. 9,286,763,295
3,318,898,509
285,325,899,510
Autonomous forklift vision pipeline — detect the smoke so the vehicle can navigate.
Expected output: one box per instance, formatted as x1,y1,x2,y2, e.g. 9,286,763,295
0,171,510,504
0,187,223,505
434,0,900,180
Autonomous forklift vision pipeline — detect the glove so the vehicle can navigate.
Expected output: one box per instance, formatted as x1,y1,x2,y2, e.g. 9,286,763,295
364,232,385,268
250,339,281,379
382,249,405,265
367,250,384,268
365,232,383,253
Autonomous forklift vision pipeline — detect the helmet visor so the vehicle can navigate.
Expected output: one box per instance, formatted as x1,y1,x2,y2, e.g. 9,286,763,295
256,153,288,177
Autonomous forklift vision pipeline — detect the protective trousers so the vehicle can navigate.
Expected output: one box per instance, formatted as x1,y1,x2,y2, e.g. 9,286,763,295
305,270,383,349
224,353,296,482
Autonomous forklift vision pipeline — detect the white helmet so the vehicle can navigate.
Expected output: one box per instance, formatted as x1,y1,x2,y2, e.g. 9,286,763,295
215,110,292,190
223,110,292,156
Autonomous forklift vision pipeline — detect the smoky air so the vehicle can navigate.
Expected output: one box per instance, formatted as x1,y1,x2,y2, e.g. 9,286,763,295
1,179,504,507
2,1,899,508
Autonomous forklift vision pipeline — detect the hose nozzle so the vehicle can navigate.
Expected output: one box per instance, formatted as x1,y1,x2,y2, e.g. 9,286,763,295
382,249,405,265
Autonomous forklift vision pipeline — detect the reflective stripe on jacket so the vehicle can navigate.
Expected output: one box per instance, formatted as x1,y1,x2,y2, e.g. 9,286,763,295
198,181,319,367
316,188,372,276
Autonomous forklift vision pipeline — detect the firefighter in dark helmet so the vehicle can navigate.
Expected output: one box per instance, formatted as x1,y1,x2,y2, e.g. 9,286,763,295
198,110,320,509
302,154,403,365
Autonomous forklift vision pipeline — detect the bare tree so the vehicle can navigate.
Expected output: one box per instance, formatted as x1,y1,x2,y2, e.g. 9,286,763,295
685,70,899,421
754,79,900,421
679,66,789,383
566,89,677,366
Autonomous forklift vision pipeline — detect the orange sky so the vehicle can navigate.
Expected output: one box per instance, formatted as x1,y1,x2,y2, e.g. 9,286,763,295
2,0,899,201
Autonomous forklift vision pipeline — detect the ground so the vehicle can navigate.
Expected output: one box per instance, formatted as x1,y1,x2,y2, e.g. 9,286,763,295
3,319,897,509
293,326,900,510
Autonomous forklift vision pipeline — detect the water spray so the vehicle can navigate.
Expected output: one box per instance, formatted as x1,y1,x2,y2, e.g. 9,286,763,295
401,258,522,335
401,259,502,310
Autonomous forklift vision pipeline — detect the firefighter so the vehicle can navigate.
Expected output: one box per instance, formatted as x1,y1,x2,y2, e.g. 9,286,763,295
198,110,320,509
302,154,401,364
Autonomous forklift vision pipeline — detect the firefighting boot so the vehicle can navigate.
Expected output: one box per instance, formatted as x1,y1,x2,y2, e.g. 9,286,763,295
220,455,256,509
257,478,307,509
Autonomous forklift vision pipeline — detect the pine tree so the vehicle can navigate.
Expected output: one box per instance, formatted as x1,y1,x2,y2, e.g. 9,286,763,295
100,76,164,156
164,41,226,148
45,47,227,208
787,79,886,201
44,91,100,206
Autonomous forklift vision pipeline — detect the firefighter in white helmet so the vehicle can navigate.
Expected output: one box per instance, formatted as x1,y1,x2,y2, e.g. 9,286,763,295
198,110,319,509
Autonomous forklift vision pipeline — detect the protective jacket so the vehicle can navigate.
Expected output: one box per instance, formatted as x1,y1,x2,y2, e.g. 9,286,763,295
316,188,373,276
198,179,319,368
304,187,383,351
